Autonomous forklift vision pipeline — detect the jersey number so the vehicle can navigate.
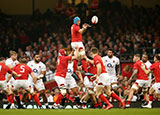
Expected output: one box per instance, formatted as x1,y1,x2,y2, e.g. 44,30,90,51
20,65,25,73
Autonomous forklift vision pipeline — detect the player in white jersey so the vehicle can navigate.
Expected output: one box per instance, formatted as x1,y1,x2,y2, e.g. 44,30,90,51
102,48,120,89
5,51,19,85
5,51,24,109
27,53,49,109
141,54,152,87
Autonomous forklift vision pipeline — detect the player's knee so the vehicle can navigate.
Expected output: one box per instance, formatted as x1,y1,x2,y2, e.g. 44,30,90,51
112,84,118,89
131,84,139,90
59,85,67,96
88,89,94,94
142,87,148,93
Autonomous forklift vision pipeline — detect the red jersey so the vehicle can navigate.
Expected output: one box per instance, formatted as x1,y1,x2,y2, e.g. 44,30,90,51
133,60,148,80
0,63,12,80
71,24,82,42
13,64,32,80
55,56,72,78
93,55,107,74
87,62,97,81
150,62,160,83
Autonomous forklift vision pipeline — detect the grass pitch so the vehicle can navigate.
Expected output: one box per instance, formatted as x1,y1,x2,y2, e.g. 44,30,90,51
0,108,160,115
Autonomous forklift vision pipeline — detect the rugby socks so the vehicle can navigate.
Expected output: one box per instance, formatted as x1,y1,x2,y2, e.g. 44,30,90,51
33,94,41,106
15,95,22,106
75,96,81,105
126,101,130,105
61,97,66,106
111,92,122,102
99,94,110,105
81,59,88,73
149,95,153,101
7,94,14,104
56,93,63,104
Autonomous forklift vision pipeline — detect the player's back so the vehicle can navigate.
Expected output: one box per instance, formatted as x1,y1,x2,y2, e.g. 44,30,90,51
0,63,12,80
150,62,160,83
13,64,32,80
134,60,148,80
55,56,72,78
71,24,82,42
94,55,106,74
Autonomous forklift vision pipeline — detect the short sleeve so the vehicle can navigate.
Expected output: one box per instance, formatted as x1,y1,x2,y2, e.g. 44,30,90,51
41,63,46,71
94,57,100,66
150,64,155,71
28,66,33,73
74,25,80,32
66,56,72,61
133,63,138,70
116,58,120,65
5,59,12,66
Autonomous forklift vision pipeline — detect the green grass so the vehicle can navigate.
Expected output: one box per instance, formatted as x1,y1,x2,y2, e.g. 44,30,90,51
0,108,160,115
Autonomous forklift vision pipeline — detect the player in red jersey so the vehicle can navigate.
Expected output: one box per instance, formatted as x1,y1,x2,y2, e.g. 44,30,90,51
126,54,149,108
53,48,79,108
141,55,160,108
71,16,93,76
85,47,125,110
0,57,21,109
81,61,100,108
10,57,42,108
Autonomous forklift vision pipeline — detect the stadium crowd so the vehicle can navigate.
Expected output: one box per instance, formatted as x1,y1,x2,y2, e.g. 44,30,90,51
0,0,160,108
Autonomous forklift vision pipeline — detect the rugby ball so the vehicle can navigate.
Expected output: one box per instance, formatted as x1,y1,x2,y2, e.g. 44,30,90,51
91,16,98,24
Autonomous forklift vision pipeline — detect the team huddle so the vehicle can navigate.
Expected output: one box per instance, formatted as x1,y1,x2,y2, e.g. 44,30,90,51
0,16,160,109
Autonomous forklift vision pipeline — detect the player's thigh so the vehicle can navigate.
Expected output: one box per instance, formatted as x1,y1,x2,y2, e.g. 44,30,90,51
152,83,160,94
0,81,8,91
66,78,78,89
35,80,45,91
135,80,148,88
54,76,66,88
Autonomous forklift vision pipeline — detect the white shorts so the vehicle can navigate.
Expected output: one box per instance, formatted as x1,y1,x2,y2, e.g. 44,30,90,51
55,76,77,89
0,81,8,90
13,80,31,90
83,76,94,88
65,76,78,89
34,79,45,91
71,42,85,50
135,79,149,88
98,73,110,86
152,83,160,94
109,76,118,84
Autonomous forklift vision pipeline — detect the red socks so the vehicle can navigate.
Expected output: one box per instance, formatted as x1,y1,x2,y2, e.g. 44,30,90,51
73,60,78,72
81,59,88,72
126,101,130,105
149,95,153,101
33,94,41,106
99,94,110,105
111,92,122,102
56,93,63,104
7,94,14,104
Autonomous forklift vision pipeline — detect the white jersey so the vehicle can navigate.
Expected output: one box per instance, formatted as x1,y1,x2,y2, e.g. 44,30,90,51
142,60,152,87
5,58,19,67
102,56,120,77
27,60,46,84
45,70,54,81
5,58,19,84
27,60,46,78
65,62,74,79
